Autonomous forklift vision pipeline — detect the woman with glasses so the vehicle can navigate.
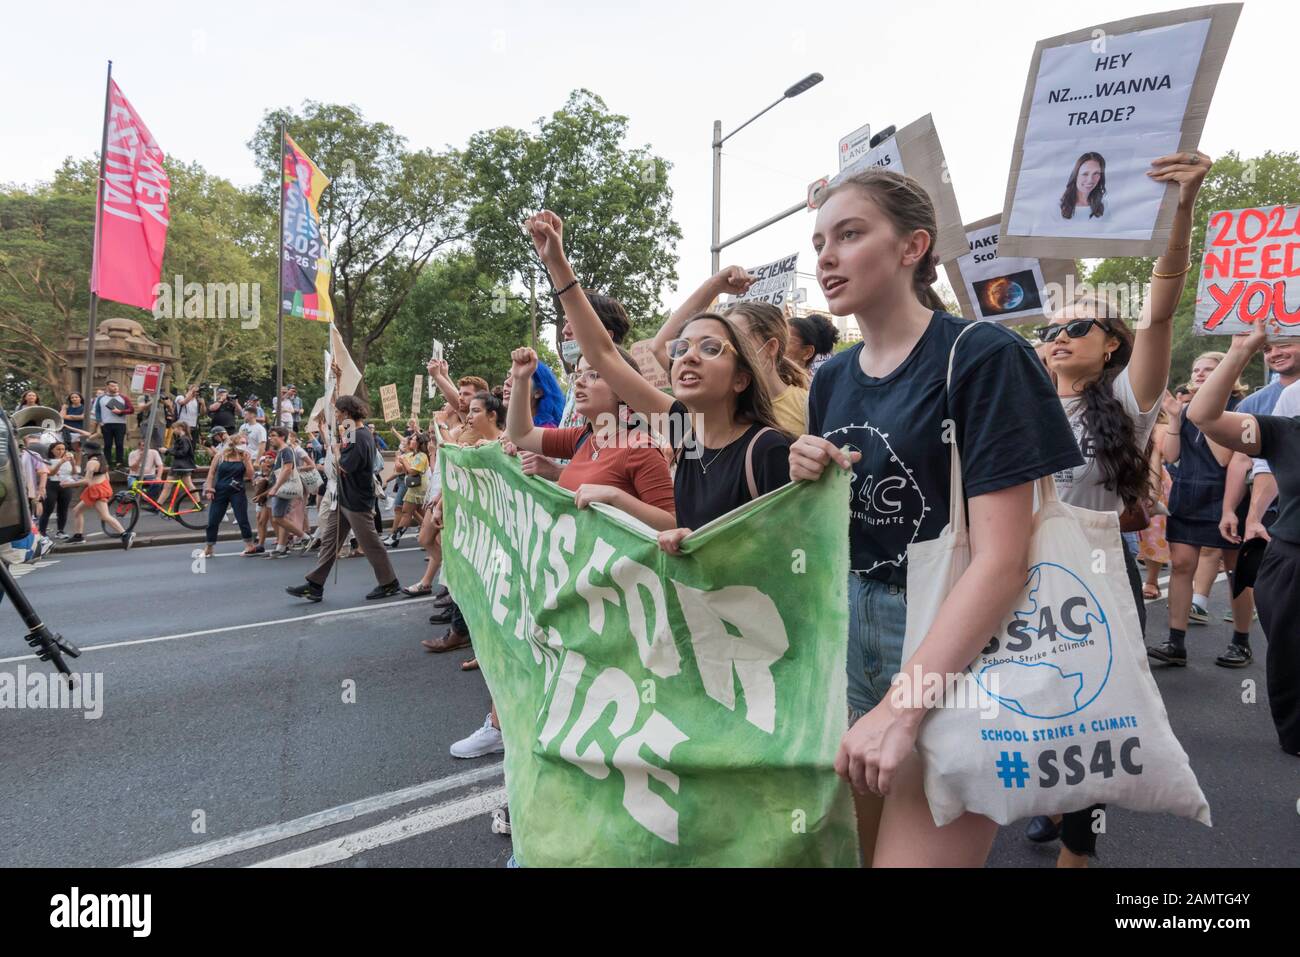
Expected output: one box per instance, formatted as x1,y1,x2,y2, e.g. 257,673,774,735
1025,150,1211,867
527,211,789,556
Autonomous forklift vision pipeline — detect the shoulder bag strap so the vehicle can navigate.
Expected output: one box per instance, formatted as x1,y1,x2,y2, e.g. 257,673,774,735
744,426,776,501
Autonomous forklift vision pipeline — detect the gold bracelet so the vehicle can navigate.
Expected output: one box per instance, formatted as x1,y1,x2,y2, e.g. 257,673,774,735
1152,263,1193,279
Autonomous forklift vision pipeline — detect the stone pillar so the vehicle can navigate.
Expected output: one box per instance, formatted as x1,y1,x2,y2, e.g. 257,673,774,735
62,317,175,439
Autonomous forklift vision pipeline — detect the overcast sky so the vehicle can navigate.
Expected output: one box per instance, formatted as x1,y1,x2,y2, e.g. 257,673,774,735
5,0,1295,320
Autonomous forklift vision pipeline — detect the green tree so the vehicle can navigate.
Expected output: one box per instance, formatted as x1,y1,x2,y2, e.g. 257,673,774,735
1086,150,1300,391
462,90,681,354
248,102,468,374
363,251,561,420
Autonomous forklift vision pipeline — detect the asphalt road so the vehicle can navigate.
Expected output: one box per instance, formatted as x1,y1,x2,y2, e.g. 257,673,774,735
0,542,1294,868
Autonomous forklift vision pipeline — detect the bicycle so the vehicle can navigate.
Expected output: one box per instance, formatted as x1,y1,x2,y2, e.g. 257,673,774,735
103,472,209,535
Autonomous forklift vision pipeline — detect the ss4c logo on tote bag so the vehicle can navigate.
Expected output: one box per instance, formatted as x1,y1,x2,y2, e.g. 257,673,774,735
974,562,1114,719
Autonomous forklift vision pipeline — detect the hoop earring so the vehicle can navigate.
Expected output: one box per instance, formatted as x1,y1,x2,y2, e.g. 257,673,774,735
1104,352,1114,363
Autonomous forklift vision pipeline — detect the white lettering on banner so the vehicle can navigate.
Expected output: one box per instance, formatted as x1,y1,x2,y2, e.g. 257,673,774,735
672,583,788,733
553,662,689,846
610,557,680,679
539,650,587,750
612,711,689,844
543,514,576,610
576,538,620,632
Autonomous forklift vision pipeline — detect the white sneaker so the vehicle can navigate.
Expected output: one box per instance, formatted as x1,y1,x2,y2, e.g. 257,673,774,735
450,714,504,759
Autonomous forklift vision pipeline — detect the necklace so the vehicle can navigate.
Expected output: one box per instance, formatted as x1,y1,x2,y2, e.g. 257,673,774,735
587,427,618,461
696,424,747,474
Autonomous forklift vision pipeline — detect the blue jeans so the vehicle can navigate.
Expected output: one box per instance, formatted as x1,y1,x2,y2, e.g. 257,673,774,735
846,574,909,723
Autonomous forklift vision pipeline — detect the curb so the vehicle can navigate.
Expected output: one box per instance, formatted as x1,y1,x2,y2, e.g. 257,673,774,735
53,516,397,554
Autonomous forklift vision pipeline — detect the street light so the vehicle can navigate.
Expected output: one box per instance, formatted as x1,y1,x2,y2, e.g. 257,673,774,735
711,73,823,273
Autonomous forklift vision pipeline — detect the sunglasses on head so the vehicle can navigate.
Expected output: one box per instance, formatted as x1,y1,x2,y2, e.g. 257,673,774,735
1037,318,1110,344
666,336,736,361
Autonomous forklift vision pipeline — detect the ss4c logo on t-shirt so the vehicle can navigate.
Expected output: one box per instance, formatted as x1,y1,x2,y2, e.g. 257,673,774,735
973,562,1114,719
825,423,927,574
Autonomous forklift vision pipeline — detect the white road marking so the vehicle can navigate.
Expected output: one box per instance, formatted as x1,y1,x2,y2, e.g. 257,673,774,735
0,594,435,665
128,763,504,868
1143,571,1228,604
249,786,509,868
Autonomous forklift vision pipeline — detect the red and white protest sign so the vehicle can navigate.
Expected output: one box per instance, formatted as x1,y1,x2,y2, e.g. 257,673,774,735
1195,204,1300,335
130,363,161,395
91,80,171,310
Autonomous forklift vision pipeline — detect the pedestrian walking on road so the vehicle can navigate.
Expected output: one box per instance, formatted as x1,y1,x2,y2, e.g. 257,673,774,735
287,395,401,602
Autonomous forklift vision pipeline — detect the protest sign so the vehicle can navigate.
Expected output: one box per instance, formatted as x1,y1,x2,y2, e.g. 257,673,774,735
379,383,400,422
628,341,669,390
943,215,1077,325
411,375,423,416
1000,4,1241,258
832,114,966,263
440,443,856,866
1194,204,1300,336
737,253,798,308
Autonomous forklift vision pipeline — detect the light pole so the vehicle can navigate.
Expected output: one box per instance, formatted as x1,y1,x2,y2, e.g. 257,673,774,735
711,72,823,274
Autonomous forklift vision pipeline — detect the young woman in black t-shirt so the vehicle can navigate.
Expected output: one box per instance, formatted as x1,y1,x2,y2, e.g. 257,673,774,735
789,168,1081,866
526,211,790,553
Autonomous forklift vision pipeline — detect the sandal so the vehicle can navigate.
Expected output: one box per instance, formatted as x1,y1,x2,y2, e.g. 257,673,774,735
1142,583,1160,600
460,657,479,672
402,583,434,597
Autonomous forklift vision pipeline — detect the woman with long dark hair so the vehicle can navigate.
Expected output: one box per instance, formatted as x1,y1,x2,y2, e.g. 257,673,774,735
790,313,841,380
1026,149,1211,866
1060,152,1106,220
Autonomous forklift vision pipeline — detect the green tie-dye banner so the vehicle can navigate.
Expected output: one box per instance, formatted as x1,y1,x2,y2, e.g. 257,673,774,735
440,443,855,866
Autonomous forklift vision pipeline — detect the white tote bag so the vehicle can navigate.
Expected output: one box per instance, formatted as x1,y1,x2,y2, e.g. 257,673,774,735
901,332,1211,828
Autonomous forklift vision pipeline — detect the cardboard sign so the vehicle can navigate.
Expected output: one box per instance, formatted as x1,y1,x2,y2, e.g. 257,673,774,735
943,215,1077,325
737,253,799,308
1194,205,1300,335
838,123,872,171
828,114,966,263
379,383,401,422
411,375,423,416
629,340,670,391
1000,4,1241,258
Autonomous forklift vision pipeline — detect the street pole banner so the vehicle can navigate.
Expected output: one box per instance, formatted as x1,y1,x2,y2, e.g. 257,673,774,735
943,214,1077,325
379,383,401,423
280,133,333,322
1194,205,1300,336
999,4,1241,258
736,253,798,308
440,444,857,866
91,80,170,310
830,114,967,263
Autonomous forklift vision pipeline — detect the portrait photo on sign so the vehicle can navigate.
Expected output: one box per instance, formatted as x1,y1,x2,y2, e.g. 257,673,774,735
1000,5,1240,258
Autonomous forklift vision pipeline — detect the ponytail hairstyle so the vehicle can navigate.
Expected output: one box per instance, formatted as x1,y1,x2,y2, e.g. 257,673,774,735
1065,294,1149,510
724,301,810,389
81,438,108,475
790,313,840,370
818,167,947,313
676,312,787,439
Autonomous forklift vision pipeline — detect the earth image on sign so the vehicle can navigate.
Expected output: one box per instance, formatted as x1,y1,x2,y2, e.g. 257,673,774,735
972,562,1114,720
981,277,1025,312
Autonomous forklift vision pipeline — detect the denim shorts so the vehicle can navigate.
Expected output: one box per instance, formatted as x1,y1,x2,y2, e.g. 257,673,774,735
846,573,908,724
270,495,293,518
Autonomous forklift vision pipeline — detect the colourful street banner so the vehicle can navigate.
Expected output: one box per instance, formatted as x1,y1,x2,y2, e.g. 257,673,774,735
440,444,856,866
91,80,170,310
280,134,333,322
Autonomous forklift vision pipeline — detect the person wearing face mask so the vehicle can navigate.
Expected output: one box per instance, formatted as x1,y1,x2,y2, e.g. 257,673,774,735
788,167,1082,867
790,313,841,381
